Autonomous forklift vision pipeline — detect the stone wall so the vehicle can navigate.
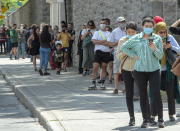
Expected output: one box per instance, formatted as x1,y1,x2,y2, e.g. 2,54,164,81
6,0,50,27
72,0,180,66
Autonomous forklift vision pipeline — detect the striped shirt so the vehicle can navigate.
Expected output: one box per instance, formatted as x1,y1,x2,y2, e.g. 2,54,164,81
121,32,164,72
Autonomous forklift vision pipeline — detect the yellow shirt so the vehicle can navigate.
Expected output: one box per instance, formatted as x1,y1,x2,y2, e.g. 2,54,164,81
58,32,71,48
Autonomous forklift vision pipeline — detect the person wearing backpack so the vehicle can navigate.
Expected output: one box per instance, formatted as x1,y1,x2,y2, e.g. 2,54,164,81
81,20,96,76
88,19,112,90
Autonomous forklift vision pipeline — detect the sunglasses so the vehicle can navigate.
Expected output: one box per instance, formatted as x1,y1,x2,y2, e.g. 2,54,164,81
159,31,166,34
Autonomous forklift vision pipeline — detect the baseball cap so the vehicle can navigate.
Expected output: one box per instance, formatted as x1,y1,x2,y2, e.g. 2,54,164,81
116,16,126,22
153,16,164,24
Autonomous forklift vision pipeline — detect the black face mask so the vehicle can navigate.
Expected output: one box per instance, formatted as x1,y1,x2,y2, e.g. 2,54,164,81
62,30,65,32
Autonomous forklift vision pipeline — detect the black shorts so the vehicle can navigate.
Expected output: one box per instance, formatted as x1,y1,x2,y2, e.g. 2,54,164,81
12,42,18,48
62,47,69,53
94,50,112,64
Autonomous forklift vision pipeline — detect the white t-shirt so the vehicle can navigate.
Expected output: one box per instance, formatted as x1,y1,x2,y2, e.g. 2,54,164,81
92,30,111,52
108,27,126,43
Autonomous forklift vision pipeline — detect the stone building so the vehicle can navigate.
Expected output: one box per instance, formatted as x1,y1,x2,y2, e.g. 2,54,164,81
6,0,180,65
6,0,50,26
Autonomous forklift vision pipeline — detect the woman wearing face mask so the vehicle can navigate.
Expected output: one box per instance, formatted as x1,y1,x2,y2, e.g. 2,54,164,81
81,20,96,76
121,18,164,128
116,21,138,126
153,22,180,122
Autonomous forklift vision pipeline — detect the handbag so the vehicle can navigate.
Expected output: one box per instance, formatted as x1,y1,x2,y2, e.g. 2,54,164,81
166,49,178,65
119,55,128,73
171,56,180,77
82,35,92,48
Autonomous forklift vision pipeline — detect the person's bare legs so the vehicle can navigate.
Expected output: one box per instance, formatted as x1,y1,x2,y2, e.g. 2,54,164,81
113,73,120,93
33,56,37,71
108,61,113,83
89,62,99,90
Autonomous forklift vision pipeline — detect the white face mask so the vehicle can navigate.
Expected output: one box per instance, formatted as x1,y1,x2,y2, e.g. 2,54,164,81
119,23,126,30
100,24,106,30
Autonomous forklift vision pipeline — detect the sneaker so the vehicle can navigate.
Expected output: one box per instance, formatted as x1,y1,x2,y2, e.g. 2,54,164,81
34,68,38,72
15,56,18,60
56,71,60,75
98,79,102,84
169,116,175,122
88,81,97,90
129,117,135,126
100,84,106,90
44,72,50,76
88,85,97,90
82,71,87,76
141,120,149,128
158,120,165,128
39,69,44,76
113,89,118,94
150,117,157,126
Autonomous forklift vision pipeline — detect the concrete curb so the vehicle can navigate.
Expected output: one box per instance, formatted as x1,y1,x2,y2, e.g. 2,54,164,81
0,69,66,131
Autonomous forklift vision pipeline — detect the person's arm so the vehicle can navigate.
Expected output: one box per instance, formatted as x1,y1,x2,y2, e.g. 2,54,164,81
91,31,107,45
116,38,128,60
121,38,137,57
169,35,180,54
169,19,180,35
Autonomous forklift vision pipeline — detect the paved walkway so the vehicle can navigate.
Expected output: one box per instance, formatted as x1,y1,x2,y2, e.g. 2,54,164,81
0,56,180,131
0,75,45,131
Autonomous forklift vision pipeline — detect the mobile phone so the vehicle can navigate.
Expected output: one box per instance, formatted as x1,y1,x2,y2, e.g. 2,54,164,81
149,38,153,45
149,38,153,43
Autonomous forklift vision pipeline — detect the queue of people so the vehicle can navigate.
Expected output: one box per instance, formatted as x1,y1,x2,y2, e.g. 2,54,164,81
0,16,180,129
77,17,180,128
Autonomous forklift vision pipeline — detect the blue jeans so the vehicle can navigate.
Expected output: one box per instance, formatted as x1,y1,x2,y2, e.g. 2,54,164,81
18,42,26,58
40,47,50,72
7,39,12,53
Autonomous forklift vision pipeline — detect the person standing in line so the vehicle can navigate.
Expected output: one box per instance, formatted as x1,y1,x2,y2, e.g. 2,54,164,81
10,24,18,60
169,19,180,117
57,26,71,72
116,21,138,126
18,24,27,59
77,24,86,74
0,27,6,54
28,25,40,71
5,26,12,54
88,19,112,90
68,22,75,66
151,22,180,122
121,18,164,128
39,25,52,76
81,20,96,76
107,16,126,94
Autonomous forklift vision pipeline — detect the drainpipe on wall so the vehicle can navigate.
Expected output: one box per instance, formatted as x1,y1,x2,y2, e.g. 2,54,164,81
64,0,68,24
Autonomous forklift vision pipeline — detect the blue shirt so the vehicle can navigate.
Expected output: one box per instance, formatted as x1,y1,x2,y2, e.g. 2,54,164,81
121,32,164,72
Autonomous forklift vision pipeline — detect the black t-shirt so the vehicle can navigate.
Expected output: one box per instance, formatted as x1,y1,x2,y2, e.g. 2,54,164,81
169,27,180,35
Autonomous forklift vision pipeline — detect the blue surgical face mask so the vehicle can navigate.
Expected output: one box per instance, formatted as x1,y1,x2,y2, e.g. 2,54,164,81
143,28,153,35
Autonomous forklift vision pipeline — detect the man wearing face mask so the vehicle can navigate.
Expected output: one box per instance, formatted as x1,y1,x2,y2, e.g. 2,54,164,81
107,16,126,94
121,18,164,128
88,19,111,90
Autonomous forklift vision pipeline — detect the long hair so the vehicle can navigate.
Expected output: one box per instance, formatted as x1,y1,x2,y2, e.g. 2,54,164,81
32,26,39,40
40,25,51,43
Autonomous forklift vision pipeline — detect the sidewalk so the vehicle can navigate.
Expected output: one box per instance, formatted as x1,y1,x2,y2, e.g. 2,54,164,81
0,56,180,131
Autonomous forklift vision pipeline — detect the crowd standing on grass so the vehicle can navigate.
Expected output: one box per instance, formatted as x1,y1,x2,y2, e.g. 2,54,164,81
0,16,180,129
